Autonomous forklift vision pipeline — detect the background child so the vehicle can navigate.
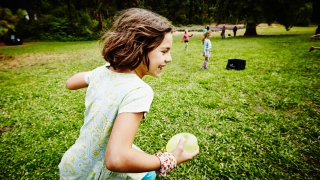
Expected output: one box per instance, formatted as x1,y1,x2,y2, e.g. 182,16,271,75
221,26,226,39
201,31,212,70
182,29,193,51
233,26,238,37
58,8,199,180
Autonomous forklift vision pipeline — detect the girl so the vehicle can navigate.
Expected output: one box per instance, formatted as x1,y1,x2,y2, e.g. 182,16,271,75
201,31,212,70
58,8,199,180
182,29,193,51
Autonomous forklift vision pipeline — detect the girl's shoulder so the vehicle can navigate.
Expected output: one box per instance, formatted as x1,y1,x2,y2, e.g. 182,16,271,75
90,65,153,94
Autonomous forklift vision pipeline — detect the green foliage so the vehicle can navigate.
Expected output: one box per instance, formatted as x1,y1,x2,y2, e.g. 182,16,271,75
295,2,313,26
15,13,100,41
0,26,319,179
213,0,314,35
0,7,25,37
1,0,318,40
103,18,114,30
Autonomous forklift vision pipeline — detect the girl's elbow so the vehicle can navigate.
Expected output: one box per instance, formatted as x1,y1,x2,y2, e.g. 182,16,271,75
105,151,125,171
65,81,74,90
106,160,120,172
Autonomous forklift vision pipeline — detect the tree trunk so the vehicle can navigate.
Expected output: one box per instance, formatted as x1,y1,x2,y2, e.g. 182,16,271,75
98,11,103,31
244,22,257,36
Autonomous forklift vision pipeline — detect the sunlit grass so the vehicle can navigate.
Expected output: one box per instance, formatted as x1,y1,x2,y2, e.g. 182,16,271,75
0,24,319,179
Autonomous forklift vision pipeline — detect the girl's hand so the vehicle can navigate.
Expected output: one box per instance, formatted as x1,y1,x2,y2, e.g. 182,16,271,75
170,138,199,165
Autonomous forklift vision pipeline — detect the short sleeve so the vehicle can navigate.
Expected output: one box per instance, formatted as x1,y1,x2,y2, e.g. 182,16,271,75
84,70,95,85
118,86,154,116
85,64,110,84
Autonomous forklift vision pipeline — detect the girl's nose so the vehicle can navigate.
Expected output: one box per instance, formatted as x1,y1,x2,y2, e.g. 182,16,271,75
165,54,172,63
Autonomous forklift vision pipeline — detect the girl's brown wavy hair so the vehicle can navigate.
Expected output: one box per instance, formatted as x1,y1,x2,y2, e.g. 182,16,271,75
202,31,211,44
101,8,174,70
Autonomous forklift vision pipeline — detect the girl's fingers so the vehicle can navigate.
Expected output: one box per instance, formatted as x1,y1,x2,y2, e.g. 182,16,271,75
183,146,199,161
189,146,199,157
177,137,186,149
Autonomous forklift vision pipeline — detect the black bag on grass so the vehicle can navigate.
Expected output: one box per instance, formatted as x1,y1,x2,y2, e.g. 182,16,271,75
226,59,246,70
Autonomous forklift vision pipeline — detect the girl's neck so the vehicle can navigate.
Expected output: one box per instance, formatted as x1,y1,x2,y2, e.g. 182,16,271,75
108,66,143,79
109,66,133,73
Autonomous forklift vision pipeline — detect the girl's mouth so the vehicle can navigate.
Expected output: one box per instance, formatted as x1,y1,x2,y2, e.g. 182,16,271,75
158,65,165,70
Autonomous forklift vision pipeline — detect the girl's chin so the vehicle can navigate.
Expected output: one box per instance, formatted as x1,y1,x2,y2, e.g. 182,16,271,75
157,69,164,76
152,73,161,78
147,68,163,77
152,72,162,77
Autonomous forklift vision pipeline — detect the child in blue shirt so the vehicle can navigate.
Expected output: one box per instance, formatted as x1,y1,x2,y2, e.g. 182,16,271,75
201,31,212,70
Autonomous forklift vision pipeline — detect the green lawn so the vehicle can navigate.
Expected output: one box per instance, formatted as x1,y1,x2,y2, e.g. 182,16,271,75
1,25,319,179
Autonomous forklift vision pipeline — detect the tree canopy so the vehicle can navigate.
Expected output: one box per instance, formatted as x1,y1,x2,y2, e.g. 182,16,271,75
213,0,316,35
0,0,318,40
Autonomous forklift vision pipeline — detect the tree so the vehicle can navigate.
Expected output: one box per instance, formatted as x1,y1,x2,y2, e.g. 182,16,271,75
0,8,15,37
311,0,320,24
213,0,313,36
1,0,316,40
0,7,26,37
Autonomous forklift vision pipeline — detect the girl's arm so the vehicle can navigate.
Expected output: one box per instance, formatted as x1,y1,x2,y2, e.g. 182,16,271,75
106,112,159,172
66,72,89,90
105,112,198,173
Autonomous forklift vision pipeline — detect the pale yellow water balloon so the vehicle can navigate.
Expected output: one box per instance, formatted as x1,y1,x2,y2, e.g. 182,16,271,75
166,133,199,153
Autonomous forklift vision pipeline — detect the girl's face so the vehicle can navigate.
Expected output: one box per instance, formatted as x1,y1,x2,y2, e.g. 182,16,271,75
206,32,211,38
135,32,173,78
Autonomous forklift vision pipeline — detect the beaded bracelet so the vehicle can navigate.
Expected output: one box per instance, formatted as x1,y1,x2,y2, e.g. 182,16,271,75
155,152,177,177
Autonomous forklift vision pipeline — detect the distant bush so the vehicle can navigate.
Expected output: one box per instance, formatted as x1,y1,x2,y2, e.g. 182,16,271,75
15,12,101,41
